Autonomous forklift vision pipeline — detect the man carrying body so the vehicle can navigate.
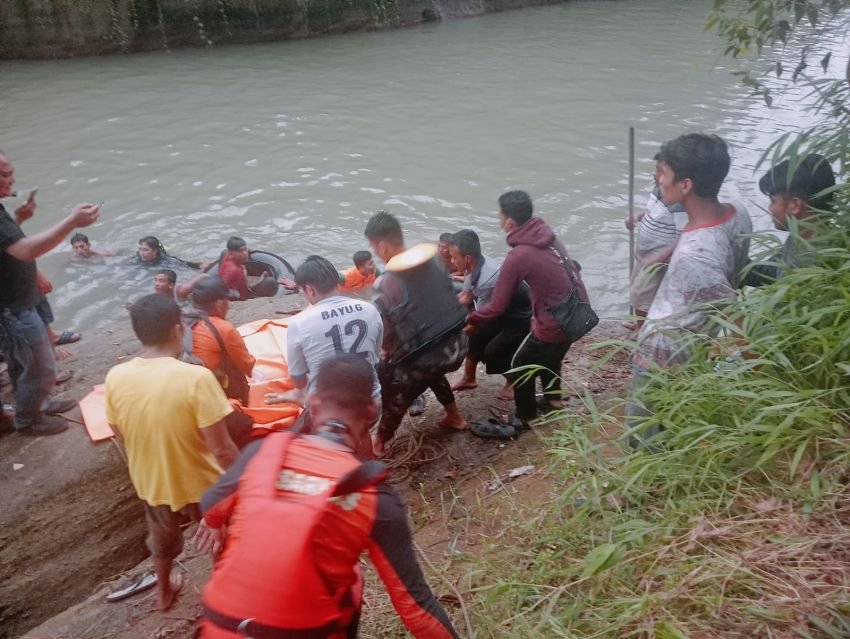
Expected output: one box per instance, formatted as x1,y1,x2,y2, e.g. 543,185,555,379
447,229,531,399
742,153,836,286
105,294,238,610
265,256,382,438
0,151,100,435
629,133,752,445
466,191,585,438
195,354,459,639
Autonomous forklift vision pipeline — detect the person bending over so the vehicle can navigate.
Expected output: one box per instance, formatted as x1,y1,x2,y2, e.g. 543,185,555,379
447,229,531,400
365,211,467,457
195,353,459,639
466,190,588,438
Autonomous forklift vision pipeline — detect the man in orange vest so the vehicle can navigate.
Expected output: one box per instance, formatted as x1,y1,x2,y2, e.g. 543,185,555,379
195,353,459,638
338,250,379,293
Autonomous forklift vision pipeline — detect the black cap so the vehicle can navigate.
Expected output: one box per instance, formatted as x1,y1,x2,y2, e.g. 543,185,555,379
191,276,230,306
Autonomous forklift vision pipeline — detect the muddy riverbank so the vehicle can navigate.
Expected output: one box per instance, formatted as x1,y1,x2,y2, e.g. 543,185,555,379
0,291,630,638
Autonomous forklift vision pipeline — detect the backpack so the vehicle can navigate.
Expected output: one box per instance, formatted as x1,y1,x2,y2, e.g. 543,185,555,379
180,311,250,404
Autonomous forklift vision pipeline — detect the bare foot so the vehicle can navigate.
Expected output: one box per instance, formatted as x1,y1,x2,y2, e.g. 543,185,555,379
451,378,478,392
371,432,385,458
497,384,514,401
158,572,183,612
438,414,467,431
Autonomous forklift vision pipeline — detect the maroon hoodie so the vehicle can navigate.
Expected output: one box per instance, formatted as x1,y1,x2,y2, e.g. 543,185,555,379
468,217,588,343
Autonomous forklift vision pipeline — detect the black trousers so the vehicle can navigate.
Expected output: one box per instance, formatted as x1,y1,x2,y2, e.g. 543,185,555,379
512,333,571,421
467,317,530,375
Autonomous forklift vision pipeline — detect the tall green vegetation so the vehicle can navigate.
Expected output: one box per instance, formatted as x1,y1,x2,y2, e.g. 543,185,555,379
430,4,850,637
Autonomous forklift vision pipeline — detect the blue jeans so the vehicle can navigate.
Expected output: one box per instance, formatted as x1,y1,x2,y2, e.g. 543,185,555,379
0,308,56,428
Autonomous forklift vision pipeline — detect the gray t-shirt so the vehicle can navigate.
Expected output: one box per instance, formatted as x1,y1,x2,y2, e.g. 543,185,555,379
637,203,752,368
286,295,384,398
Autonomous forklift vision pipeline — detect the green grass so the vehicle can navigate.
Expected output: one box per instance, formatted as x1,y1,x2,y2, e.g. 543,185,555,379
427,226,850,639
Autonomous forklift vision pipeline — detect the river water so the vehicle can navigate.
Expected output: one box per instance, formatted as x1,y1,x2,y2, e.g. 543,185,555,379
0,0,844,329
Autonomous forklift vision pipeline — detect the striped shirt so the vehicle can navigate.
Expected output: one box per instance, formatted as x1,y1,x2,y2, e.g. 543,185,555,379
635,186,688,255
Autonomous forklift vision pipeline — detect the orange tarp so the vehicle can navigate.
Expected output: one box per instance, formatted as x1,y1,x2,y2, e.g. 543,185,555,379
80,318,302,442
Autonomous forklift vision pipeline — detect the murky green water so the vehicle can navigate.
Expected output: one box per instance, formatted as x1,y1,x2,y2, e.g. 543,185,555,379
0,0,843,328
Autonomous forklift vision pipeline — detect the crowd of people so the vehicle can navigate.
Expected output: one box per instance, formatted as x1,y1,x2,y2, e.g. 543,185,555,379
0,132,838,635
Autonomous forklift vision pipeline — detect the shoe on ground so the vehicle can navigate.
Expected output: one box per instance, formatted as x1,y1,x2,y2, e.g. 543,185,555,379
45,399,77,415
18,414,69,436
408,395,426,417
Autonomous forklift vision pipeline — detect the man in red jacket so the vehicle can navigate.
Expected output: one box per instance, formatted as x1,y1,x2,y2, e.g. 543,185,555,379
466,190,588,438
195,353,459,638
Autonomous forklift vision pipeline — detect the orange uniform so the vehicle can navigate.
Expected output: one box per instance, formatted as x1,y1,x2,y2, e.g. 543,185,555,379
201,432,458,639
338,266,377,293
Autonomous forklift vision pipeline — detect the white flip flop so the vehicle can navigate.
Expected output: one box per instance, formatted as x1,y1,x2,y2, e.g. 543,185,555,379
106,571,157,602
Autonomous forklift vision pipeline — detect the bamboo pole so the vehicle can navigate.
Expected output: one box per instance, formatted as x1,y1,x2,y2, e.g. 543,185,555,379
627,127,636,316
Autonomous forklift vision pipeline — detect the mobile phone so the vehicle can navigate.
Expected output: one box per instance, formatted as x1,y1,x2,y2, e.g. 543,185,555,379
27,188,38,202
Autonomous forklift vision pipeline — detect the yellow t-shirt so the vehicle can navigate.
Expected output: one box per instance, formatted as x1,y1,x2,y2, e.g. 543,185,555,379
105,357,234,511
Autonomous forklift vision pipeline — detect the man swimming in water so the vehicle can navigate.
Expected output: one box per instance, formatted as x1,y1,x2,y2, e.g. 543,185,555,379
70,233,113,258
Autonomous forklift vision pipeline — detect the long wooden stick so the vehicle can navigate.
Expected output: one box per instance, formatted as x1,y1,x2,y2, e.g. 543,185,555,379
627,126,636,315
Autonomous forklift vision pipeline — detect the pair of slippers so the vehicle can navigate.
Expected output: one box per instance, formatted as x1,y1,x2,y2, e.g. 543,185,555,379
470,414,530,439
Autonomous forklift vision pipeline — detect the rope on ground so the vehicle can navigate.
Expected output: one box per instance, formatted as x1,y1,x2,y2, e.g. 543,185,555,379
413,539,475,639
383,414,448,483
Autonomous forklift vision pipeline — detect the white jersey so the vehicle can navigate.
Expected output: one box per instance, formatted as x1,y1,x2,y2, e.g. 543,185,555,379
286,295,384,399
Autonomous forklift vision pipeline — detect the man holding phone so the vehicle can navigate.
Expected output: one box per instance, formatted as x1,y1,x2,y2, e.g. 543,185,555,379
0,150,100,435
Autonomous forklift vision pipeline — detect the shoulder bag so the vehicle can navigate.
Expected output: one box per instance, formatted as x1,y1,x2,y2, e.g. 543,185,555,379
546,245,599,342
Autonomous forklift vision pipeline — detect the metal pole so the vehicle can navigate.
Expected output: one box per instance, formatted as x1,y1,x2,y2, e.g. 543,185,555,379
627,126,636,316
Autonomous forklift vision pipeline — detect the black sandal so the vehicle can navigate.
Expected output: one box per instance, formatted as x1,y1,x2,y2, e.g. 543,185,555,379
470,415,531,439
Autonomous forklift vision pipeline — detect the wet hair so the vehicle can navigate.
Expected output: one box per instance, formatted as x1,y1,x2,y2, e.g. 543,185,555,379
364,210,404,246
295,255,340,294
226,236,247,252
448,229,481,260
314,353,375,411
759,154,836,211
129,294,181,346
70,233,89,245
352,250,372,268
499,190,534,225
155,269,177,285
138,236,167,260
439,232,452,243
658,133,730,199
191,275,230,306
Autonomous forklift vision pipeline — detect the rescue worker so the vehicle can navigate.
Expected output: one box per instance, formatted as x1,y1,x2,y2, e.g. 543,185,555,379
364,211,468,457
195,353,460,639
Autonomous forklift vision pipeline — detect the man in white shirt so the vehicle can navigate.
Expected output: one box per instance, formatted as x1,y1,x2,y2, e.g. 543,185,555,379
629,133,752,447
265,256,383,444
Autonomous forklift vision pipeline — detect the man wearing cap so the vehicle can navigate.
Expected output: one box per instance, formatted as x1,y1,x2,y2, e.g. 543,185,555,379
187,276,256,404
364,211,468,457
742,153,836,286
